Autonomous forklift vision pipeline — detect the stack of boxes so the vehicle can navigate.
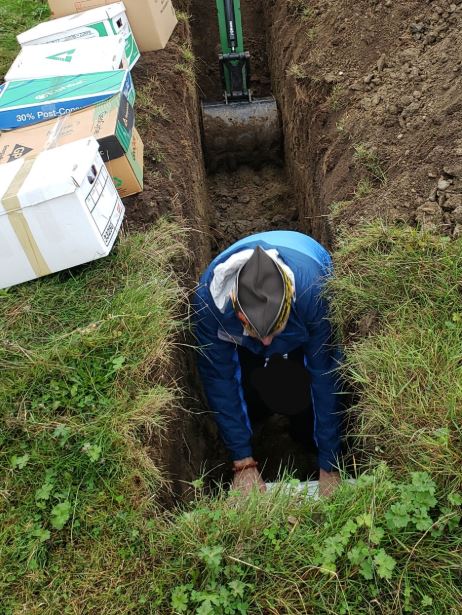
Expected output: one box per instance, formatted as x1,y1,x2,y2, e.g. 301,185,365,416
0,0,177,289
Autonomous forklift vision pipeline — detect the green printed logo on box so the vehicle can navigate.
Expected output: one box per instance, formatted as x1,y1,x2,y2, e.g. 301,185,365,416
46,49,76,63
88,22,109,37
125,34,140,68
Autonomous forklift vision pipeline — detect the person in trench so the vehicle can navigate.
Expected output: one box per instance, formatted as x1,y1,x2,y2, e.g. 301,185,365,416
192,230,343,497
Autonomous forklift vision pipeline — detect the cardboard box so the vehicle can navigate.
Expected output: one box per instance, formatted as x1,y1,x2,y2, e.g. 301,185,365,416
0,137,124,289
18,2,140,70
0,69,134,130
0,94,143,197
48,0,177,52
107,126,143,197
6,36,128,81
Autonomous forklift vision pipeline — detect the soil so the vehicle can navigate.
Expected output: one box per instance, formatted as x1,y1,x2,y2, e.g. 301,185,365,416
263,0,462,242
125,19,209,257
190,0,315,481
123,15,220,501
208,166,298,254
124,0,462,493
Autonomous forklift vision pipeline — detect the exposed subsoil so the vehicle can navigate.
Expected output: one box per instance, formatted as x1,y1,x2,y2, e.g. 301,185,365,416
208,166,298,253
263,0,462,243
124,0,462,493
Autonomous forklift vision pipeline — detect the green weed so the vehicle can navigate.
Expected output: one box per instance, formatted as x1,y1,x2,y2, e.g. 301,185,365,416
353,143,387,185
354,177,373,199
171,546,253,614
286,62,308,80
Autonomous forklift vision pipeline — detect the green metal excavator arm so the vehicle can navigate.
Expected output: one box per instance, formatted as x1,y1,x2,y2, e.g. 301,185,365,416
216,0,244,53
215,0,251,101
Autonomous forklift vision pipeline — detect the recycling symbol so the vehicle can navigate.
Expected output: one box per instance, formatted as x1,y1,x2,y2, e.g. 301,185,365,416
46,49,76,63
113,177,123,188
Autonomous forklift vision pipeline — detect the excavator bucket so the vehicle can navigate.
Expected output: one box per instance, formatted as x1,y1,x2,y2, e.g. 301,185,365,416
202,96,282,172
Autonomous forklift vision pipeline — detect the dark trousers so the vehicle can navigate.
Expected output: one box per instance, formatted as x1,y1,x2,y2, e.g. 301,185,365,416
237,346,316,452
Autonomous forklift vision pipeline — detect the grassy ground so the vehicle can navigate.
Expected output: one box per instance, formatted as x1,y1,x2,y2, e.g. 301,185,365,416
0,0,49,79
0,222,189,613
1,3,461,614
329,225,462,492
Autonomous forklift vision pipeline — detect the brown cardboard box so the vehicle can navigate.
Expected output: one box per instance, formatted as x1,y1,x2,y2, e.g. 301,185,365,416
47,0,177,52
106,128,143,198
0,95,143,197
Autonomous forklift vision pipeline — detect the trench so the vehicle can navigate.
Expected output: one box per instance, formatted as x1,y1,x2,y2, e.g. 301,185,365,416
185,0,332,484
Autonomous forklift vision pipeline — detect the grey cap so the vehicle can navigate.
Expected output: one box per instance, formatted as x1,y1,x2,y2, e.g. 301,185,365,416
235,246,285,338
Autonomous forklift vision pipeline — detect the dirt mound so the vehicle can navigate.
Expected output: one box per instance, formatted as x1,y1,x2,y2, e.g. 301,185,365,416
264,0,462,241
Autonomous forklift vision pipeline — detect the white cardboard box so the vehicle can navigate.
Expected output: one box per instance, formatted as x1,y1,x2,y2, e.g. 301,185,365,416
0,137,124,289
47,0,177,52
18,2,140,70
6,36,127,81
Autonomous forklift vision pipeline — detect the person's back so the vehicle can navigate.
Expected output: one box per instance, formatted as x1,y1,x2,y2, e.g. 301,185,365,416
193,231,343,496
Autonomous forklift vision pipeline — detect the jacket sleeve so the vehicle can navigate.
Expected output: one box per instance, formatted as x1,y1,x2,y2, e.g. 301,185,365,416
299,269,343,472
192,283,253,460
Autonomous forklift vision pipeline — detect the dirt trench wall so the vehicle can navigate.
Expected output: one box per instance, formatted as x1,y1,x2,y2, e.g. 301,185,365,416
127,13,211,276
126,13,222,501
263,0,462,242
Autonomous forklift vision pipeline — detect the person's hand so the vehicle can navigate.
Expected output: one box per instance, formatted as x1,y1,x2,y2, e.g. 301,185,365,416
231,457,266,495
318,468,340,498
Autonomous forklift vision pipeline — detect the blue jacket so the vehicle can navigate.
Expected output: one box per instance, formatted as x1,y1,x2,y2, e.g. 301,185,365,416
192,231,342,471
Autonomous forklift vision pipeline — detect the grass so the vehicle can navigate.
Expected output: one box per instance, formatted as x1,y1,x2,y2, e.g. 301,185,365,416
176,11,190,23
329,224,462,492
306,27,317,42
2,2,462,614
353,143,388,186
327,84,347,111
155,466,462,613
354,177,373,199
136,77,172,130
3,195,459,608
175,61,196,84
286,62,308,80
0,222,190,612
287,0,315,19
0,0,49,78
329,200,352,218
181,43,195,64
175,43,196,83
